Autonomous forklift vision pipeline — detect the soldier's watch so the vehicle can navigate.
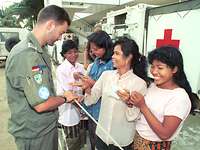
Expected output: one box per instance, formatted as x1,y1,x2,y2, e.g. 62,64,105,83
62,96,67,103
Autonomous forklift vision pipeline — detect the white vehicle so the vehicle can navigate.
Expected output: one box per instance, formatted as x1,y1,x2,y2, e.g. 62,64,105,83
102,3,156,54
0,27,28,66
102,0,200,98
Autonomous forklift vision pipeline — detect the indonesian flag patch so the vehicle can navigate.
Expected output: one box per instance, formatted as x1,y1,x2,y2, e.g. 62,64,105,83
32,66,40,72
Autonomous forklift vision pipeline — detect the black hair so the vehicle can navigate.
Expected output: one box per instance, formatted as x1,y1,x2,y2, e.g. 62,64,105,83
87,30,113,62
37,5,71,25
5,36,20,52
148,46,194,112
114,37,148,82
60,40,78,57
190,93,200,115
85,41,95,62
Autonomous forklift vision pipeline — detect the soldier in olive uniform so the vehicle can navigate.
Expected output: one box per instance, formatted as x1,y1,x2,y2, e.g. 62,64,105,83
5,5,78,150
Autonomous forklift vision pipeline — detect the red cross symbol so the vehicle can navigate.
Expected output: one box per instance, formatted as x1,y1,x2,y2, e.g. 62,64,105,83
156,29,180,48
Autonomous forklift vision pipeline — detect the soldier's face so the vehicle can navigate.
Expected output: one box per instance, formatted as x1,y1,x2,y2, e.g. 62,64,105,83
47,21,69,46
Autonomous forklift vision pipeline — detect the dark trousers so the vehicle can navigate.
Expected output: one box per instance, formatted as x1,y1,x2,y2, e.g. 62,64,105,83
96,136,132,150
60,122,87,150
88,118,97,150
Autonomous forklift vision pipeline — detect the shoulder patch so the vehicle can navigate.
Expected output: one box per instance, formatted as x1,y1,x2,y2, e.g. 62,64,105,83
38,86,50,100
32,66,40,72
34,74,42,84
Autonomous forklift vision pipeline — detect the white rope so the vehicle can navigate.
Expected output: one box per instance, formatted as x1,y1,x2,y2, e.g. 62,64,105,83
51,61,123,150
74,99,124,150
58,135,63,150
61,126,69,150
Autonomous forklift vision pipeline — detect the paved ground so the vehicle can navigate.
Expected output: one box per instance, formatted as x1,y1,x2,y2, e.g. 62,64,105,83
0,68,16,150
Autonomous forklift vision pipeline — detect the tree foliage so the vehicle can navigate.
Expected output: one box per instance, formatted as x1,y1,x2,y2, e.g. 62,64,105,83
0,0,44,29
0,9,21,27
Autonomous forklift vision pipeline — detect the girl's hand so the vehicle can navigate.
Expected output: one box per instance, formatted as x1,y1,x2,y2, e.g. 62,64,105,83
81,80,91,90
63,91,79,102
129,91,146,109
84,87,91,94
76,95,85,103
73,72,84,80
68,82,83,87
117,89,130,102
81,76,95,89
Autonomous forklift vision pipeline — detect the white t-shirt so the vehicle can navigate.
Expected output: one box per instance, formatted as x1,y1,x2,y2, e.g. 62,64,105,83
56,59,85,126
136,83,191,141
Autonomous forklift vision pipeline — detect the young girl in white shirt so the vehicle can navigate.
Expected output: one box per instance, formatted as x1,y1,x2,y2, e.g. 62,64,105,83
129,46,193,150
56,40,85,150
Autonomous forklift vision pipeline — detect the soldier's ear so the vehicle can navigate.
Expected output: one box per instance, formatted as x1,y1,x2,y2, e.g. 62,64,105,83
46,20,56,32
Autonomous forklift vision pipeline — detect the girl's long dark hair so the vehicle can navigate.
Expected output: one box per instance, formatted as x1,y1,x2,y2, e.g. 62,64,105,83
114,37,148,82
148,46,194,111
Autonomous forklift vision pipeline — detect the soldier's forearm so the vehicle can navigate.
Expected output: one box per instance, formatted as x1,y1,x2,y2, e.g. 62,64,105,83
34,96,65,113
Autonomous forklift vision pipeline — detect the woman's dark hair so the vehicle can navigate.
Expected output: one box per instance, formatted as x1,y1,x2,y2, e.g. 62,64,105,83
86,41,95,62
60,40,78,57
114,37,148,82
148,46,194,111
87,30,113,62
37,5,71,25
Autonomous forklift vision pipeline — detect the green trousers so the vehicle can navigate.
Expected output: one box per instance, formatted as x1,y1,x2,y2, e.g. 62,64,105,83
15,127,58,150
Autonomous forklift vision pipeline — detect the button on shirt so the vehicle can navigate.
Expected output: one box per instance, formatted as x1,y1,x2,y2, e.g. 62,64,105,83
56,59,85,126
84,70,147,146
84,58,113,121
